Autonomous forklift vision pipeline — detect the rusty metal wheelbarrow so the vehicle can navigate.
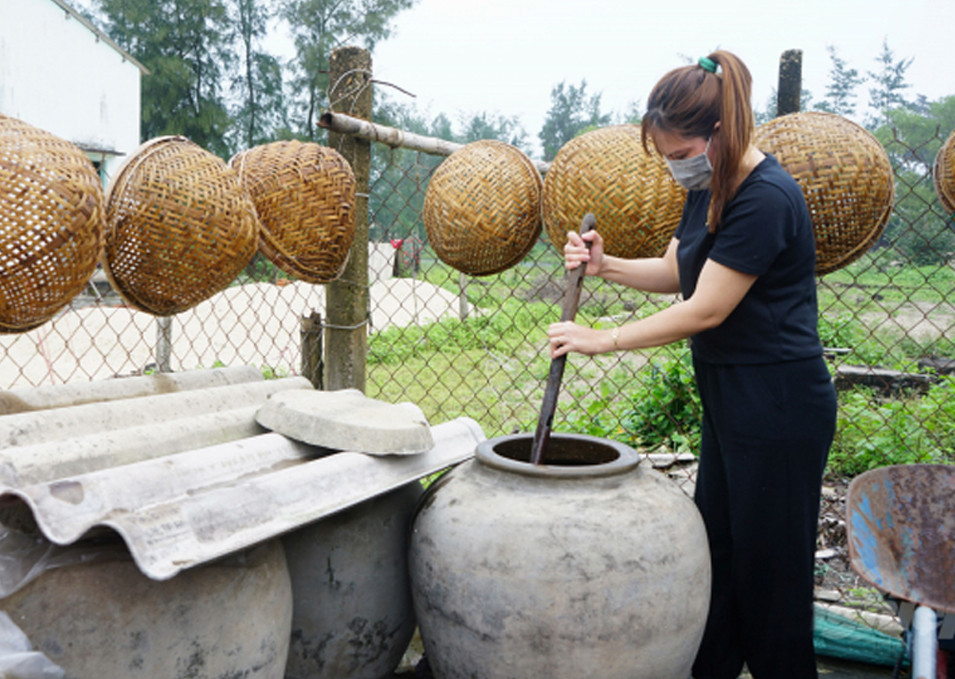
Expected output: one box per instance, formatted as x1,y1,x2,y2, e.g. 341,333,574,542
846,464,955,679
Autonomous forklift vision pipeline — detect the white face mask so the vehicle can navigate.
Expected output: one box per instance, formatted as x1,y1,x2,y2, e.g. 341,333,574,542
665,137,713,191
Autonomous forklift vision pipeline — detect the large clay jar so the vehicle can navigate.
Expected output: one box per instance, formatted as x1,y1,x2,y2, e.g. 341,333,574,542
1,538,292,679
409,433,710,679
283,482,422,679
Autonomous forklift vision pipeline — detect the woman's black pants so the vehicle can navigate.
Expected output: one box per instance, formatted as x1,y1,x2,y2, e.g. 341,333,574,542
691,355,837,679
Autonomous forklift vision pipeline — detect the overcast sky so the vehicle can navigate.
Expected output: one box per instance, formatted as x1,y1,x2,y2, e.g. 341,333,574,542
369,0,952,155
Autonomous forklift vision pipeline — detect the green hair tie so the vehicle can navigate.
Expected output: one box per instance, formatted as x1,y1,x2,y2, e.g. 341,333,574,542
698,57,717,73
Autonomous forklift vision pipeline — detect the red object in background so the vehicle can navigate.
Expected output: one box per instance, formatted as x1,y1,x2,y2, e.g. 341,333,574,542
390,234,423,277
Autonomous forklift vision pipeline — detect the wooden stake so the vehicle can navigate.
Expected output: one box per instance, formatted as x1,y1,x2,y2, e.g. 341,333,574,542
300,311,323,389
777,49,803,117
324,47,373,392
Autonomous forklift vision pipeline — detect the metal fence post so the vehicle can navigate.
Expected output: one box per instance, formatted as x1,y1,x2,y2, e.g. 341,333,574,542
777,49,803,116
458,272,469,320
156,316,173,372
324,46,372,392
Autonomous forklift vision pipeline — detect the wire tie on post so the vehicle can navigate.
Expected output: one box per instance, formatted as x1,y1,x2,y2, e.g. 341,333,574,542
321,318,369,331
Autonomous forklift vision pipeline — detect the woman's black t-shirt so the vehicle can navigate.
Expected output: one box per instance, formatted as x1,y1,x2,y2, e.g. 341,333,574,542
674,154,822,364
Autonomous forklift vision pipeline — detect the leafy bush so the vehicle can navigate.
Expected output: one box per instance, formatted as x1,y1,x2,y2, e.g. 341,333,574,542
817,315,890,366
261,365,289,380
559,383,625,440
827,376,955,476
239,253,280,283
554,350,703,453
818,314,865,349
622,349,702,454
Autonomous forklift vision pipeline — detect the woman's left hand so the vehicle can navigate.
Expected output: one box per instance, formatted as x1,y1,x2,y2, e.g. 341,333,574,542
547,321,604,358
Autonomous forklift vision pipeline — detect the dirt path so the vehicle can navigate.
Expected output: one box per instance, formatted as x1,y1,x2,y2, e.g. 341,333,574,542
0,278,469,390
856,300,955,342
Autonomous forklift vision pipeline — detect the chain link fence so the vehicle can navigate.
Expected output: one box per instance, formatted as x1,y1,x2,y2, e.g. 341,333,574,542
366,131,955,447
3,126,952,458
3,125,952,463
2,119,953,657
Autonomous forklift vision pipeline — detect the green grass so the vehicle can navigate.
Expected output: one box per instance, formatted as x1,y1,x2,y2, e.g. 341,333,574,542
818,250,955,310
368,348,550,433
366,291,556,434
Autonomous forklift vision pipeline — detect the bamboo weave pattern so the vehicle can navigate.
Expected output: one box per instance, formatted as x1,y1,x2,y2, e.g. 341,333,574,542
0,114,105,333
934,130,955,215
231,141,357,284
103,136,258,316
754,112,894,274
542,125,686,259
423,140,542,276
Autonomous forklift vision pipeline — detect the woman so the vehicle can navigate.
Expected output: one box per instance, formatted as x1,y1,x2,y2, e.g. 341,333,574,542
547,50,837,678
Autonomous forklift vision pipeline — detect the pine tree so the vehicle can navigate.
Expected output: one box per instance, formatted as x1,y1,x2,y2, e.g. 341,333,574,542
866,37,914,128
814,46,865,118
538,80,611,161
279,0,417,140
96,0,234,156
458,112,530,152
230,0,285,151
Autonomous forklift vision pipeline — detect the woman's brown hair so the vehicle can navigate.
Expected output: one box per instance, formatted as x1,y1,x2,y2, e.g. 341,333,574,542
641,50,755,231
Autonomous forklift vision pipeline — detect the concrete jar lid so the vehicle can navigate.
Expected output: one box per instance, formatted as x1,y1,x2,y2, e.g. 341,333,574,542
256,388,434,455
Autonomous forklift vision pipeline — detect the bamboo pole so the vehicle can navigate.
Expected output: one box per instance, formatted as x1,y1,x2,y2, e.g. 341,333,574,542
319,111,551,174
323,47,373,392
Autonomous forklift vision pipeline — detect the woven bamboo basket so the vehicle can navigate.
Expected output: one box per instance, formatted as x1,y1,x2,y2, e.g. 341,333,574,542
231,141,357,283
0,114,105,333
753,112,894,274
934,130,955,215
542,125,686,259
423,140,542,276
103,136,258,315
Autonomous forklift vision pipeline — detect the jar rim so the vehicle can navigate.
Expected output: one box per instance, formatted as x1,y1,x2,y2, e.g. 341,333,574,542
475,433,641,479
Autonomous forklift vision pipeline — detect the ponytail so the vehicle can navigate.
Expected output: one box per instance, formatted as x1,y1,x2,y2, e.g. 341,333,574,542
642,50,755,231
708,51,755,230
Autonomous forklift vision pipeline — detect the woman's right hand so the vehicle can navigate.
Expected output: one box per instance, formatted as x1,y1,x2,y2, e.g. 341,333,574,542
564,229,604,276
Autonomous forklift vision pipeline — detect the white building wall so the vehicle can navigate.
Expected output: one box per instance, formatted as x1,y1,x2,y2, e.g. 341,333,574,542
0,0,143,182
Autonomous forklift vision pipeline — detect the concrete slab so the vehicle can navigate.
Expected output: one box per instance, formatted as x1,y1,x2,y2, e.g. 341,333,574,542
256,388,434,455
0,365,263,415
7,417,483,580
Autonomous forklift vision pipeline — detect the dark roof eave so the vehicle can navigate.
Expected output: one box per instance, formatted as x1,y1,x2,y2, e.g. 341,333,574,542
75,143,126,157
